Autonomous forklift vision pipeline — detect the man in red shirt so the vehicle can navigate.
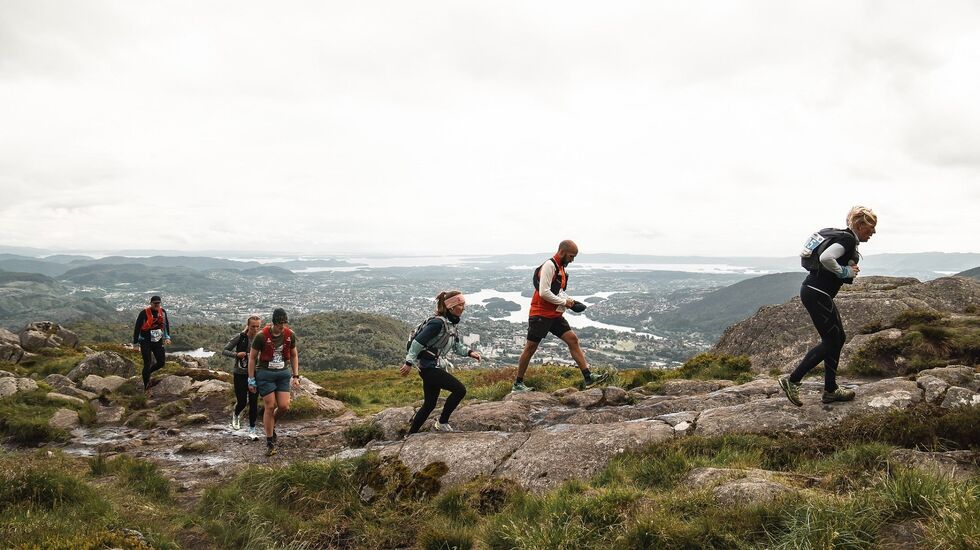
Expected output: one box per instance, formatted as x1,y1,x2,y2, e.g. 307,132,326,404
512,240,606,392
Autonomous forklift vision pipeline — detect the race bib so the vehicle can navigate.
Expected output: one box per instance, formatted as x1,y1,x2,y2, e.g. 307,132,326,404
269,347,285,369
800,232,826,258
149,329,164,342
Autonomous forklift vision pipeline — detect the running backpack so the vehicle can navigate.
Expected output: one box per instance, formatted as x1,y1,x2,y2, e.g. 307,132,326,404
531,258,567,294
800,228,856,271
405,316,454,356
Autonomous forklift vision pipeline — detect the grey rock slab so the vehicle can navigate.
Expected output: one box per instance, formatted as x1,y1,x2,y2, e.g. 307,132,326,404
381,431,530,487
560,388,605,409
497,420,675,492
48,408,80,430
503,391,561,410
0,343,27,363
915,375,949,404
889,449,979,481
153,375,193,396
46,392,85,406
603,386,631,406
190,379,233,394
373,406,416,441
44,373,75,390
0,376,38,399
917,365,978,391
940,386,980,408
0,370,14,377
81,374,127,394
0,328,19,346
451,400,531,432
96,405,127,424
661,379,735,396
712,479,795,506
67,351,136,382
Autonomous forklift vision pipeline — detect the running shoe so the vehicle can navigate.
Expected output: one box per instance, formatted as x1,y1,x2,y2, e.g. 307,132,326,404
266,443,277,457
247,426,258,440
779,376,803,407
432,422,455,433
231,411,240,430
822,387,856,404
511,381,534,393
584,371,609,388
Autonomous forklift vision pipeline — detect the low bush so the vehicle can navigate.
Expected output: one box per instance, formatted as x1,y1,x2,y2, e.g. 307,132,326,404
678,353,752,381
343,421,384,447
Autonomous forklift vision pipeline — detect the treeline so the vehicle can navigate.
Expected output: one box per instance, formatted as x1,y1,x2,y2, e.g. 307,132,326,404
69,310,409,371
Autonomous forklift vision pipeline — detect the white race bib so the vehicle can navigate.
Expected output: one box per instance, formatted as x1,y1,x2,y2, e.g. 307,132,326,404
269,347,285,369
800,232,826,258
149,329,164,343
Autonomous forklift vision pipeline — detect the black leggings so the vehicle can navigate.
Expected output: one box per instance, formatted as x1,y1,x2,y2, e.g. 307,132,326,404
790,285,845,392
233,373,259,427
140,341,167,390
408,368,466,434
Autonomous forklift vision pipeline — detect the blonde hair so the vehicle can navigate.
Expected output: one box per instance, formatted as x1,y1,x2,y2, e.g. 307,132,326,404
435,290,463,316
846,206,877,230
244,315,261,331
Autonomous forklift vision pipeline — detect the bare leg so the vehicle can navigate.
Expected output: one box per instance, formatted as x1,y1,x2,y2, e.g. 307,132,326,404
560,331,589,371
273,391,291,420
262,393,277,437
515,340,539,380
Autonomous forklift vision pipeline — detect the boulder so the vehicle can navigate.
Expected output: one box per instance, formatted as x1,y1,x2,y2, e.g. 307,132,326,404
180,413,209,425
48,408,80,430
19,321,79,351
713,479,795,506
0,328,19,346
451,400,532,432
940,386,980,408
603,387,631,406
289,377,346,416
124,410,159,429
503,391,561,410
0,343,28,364
0,370,14,377
67,352,136,382
915,375,949,404
46,392,85,406
0,376,38,399
81,374,128,394
889,449,979,481
839,329,902,373
661,379,735,396
696,379,923,437
916,365,978,391
191,379,233,394
96,405,126,424
178,440,214,453
559,388,605,409
374,406,416,441
153,375,193,396
711,276,980,374
381,431,531,487
496,420,675,492
43,374,75,391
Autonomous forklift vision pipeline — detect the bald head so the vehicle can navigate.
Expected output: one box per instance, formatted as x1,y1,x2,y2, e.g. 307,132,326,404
557,240,578,266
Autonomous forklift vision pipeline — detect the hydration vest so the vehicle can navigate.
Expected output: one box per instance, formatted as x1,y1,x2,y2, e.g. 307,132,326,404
259,326,294,362
140,308,166,331
800,228,858,272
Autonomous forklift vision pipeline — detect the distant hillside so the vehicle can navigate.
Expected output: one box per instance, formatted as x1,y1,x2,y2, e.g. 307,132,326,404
956,266,980,279
0,270,123,330
652,272,803,337
69,310,410,371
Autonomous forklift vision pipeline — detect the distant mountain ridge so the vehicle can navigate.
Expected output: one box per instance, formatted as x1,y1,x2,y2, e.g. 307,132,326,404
0,269,123,330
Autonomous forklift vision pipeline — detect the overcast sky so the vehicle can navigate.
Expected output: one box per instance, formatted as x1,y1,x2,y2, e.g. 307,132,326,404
1,1,978,257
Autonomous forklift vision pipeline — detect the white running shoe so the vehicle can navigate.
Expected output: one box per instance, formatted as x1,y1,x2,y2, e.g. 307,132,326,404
231,411,240,430
247,426,258,440
432,422,455,433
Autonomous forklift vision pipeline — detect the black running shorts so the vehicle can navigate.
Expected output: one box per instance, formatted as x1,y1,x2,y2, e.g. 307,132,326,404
526,315,572,343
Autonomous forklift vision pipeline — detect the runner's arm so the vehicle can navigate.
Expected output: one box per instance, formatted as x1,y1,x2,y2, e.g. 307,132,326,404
537,261,566,305
819,243,852,278
133,312,144,344
221,335,240,358
164,310,171,340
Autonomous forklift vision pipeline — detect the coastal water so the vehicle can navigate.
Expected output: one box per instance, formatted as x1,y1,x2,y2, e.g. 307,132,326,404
466,288,650,335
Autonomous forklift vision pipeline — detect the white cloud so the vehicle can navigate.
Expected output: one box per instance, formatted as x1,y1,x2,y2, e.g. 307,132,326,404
0,0,978,256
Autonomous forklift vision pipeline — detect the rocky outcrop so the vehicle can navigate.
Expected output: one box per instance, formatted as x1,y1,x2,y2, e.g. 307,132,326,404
292,377,346,416
153,375,193,396
81,374,128,394
711,276,980,374
19,321,79,352
0,376,38,398
48,408,80,430
67,352,136,382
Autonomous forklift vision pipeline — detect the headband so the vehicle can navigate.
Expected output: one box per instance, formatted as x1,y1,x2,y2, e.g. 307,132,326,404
443,294,466,309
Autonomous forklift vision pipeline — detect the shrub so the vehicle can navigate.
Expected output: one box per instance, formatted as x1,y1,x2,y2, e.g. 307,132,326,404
893,309,944,330
343,422,384,447
678,353,752,381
